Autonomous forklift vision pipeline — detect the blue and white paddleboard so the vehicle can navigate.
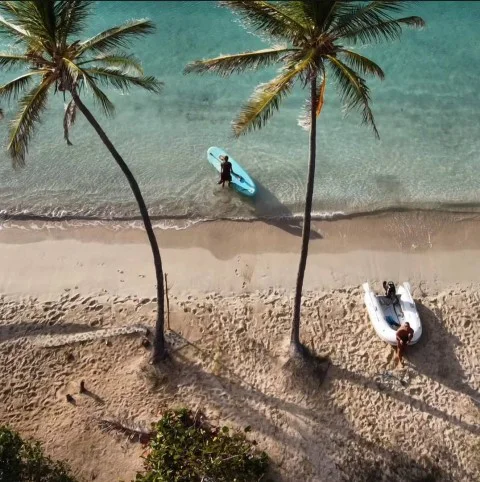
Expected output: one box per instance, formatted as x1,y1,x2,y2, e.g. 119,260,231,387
207,146,256,197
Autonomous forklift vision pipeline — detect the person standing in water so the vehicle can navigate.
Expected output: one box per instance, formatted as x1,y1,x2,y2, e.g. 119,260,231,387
218,155,239,188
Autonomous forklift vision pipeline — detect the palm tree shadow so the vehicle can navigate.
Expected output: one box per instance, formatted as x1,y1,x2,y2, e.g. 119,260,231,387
253,179,322,240
155,333,453,481
0,322,96,344
409,301,479,405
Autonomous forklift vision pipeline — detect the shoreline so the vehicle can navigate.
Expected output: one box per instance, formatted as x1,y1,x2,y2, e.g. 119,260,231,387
1,210,480,298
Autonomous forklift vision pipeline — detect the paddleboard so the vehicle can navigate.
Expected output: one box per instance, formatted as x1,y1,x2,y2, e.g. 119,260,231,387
207,146,256,197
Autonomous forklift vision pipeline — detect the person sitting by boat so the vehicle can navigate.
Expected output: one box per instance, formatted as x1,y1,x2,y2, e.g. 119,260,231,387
218,155,240,188
396,322,414,366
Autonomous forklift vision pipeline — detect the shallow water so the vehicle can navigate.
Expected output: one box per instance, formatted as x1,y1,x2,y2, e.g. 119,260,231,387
0,1,479,226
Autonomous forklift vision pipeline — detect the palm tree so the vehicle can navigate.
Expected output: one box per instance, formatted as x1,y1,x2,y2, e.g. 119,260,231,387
185,0,424,357
0,0,168,363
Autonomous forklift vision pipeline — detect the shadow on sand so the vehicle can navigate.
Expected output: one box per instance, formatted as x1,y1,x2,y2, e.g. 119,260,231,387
0,322,96,344
410,301,479,405
146,331,458,481
253,179,322,240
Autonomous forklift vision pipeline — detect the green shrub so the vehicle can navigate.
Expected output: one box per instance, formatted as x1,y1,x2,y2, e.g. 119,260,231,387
0,426,76,482
134,408,269,482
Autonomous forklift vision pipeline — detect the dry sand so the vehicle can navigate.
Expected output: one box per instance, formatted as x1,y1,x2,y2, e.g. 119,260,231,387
0,212,479,481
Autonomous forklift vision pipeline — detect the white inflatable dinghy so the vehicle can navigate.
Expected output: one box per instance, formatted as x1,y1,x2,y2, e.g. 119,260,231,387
363,282,422,345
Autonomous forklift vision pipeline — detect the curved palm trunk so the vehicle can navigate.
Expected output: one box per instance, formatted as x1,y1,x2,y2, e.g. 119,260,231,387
291,75,317,354
71,91,166,363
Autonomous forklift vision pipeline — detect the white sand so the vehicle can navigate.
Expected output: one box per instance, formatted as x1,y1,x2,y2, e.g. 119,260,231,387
0,214,479,481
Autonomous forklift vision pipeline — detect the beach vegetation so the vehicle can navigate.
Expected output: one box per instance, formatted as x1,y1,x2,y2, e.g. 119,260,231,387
134,408,269,482
0,425,76,481
185,0,424,358
0,0,168,362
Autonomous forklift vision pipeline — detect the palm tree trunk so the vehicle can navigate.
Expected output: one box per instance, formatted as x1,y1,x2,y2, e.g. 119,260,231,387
291,75,317,354
71,91,167,363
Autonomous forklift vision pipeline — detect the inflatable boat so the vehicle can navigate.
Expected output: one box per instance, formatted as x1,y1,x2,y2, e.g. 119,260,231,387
362,282,422,345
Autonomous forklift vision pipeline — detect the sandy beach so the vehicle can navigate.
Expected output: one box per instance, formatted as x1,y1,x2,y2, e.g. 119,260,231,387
1,211,479,481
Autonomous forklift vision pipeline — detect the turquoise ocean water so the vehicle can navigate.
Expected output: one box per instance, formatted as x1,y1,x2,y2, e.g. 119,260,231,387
0,1,479,228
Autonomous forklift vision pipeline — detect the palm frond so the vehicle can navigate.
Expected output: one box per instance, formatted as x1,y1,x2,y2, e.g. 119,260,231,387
316,72,327,117
1,1,56,47
327,55,378,138
83,67,163,94
300,0,340,31
331,1,425,43
338,49,384,79
63,98,77,145
298,69,327,130
30,0,57,43
55,0,93,45
8,79,51,167
184,47,298,77
77,19,155,55
62,57,84,84
233,48,317,136
78,52,144,75
0,2,22,16
0,53,33,69
342,15,425,44
331,1,406,31
61,58,116,117
0,14,31,44
220,0,309,44
81,72,115,117
232,49,316,137
233,69,297,137
0,70,47,102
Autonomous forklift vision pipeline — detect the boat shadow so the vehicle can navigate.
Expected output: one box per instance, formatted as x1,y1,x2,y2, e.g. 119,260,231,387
252,179,322,240
409,300,479,405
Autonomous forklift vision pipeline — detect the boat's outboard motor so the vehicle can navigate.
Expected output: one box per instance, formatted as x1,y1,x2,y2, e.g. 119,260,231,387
383,281,396,300
382,281,388,295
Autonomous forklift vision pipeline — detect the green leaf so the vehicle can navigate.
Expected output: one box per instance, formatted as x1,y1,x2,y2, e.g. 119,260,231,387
0,53,33,70
184,47,298,77
299,0,339,31
338,49,385,79
332,1,425,45
77,19,155,55
232,50,315,137
55,0,93,46
220,0,309,44
7,78,52,167
0,70,47,103
83,67,163,94
0,14,31,44
327,54,379,138
78,52,144,75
